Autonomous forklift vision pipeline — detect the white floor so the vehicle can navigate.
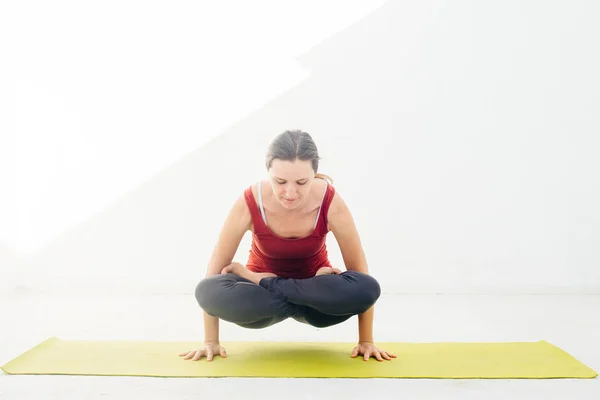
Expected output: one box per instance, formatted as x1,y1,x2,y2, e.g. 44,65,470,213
1,290,599,399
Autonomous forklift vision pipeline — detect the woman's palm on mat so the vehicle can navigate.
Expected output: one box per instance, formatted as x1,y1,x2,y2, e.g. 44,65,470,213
352,342,396,362
178,342,396,362
179,343,226,362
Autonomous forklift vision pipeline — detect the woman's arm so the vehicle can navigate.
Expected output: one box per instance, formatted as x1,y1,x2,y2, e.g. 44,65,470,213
205,193,252,277
203,193,252,342
328,191,395,361
327,192,373,342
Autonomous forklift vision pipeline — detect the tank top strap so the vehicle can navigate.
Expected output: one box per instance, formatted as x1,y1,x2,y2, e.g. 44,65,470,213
257,180,267,224
315,183,336,235
313,181,328,229
243,184,269,234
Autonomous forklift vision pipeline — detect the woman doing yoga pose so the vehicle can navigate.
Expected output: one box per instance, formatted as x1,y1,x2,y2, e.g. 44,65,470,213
179,130,395,362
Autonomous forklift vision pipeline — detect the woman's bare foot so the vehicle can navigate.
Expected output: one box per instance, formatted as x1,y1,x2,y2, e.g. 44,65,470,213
315,266,343,276
221,262,277,285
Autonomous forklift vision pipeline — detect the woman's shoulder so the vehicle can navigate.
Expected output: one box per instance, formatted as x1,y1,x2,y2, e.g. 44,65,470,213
325,183,348,228
248,179,268,203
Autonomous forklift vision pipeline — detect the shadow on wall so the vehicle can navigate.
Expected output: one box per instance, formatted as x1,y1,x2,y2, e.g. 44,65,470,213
13,0,600,295
11,2,398,295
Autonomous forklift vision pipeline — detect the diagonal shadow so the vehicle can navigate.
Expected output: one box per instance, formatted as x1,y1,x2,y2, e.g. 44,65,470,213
16,1,400,294
15,0,600,295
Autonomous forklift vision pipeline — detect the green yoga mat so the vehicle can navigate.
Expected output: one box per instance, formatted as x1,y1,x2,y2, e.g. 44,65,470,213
1,337,597,379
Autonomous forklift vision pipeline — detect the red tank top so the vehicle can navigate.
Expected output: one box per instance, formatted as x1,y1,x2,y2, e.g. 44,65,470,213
244,181,336,279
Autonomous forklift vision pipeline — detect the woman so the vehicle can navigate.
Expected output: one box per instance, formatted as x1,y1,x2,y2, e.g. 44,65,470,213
180,130,396,362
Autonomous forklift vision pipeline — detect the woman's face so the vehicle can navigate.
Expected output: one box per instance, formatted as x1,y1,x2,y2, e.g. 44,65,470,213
268,159,315,210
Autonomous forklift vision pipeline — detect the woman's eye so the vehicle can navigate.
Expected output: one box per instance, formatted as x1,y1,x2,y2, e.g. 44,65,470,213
275,180,306,185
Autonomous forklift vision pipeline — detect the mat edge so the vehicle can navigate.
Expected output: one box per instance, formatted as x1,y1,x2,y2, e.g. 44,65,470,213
1,336,60,374
0,371,596,379
537,340,598,376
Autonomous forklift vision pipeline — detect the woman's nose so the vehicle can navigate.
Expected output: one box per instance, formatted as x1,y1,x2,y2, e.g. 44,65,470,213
285,185,296,196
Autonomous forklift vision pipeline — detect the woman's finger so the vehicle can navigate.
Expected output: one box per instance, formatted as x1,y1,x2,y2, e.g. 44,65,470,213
382,351,392,360
219,347,227,358
206,348,214,361
374,351,383,362
191,350,205,361
351,347,359,358
364,351,370,361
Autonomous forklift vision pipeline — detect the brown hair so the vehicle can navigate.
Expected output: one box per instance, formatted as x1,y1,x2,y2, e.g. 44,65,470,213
265,130,333,184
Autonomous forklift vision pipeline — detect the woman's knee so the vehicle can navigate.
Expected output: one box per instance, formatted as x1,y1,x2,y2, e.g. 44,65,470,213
195,274,295,326
194,274,234,313
342,270,381,309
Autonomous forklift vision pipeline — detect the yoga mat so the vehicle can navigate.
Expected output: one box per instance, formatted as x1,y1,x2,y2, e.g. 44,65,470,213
1,337,597,379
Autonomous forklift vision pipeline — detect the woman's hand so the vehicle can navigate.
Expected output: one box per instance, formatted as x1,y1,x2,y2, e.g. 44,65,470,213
351,341,396,362
179,342,227,362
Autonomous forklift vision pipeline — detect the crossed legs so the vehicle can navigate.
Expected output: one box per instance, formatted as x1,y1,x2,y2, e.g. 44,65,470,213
195,270,381,329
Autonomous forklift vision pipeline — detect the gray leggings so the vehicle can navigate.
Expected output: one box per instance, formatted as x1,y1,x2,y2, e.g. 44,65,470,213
195,271,381,329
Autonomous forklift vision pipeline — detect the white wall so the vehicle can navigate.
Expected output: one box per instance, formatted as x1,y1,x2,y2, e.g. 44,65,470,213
0,0,386,255
2,0,599,295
